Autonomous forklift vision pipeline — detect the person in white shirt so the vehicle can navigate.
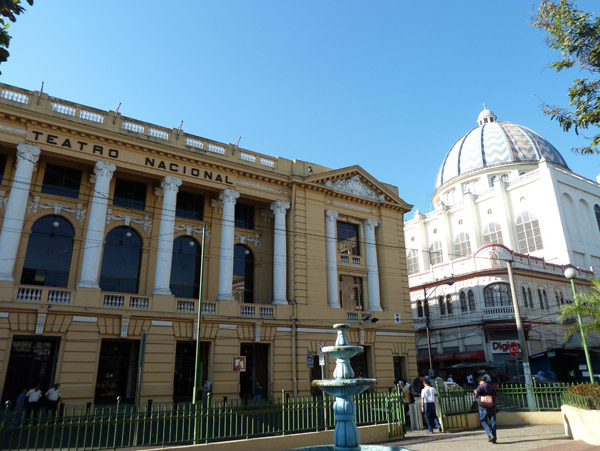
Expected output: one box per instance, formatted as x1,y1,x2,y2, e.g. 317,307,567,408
467,373,474,385
420,379,442,433
25,384,42,418
45,383,61,416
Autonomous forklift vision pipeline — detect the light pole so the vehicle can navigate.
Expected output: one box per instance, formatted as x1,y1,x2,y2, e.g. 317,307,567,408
422,278,454,376
193,224,207,444
564,267,595,384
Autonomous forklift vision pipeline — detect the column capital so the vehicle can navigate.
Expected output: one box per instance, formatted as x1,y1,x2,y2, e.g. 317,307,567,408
94,161,117,179
270,200,290,216
325,209,339,223
220,188,240,205
161,175,182,193
363,218,379,232
16,143,41,164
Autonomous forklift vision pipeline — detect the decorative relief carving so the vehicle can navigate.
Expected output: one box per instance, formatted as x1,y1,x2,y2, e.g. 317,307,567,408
236,233,262,248
105,209,152,230
174,223,211,242
16,143,41,164
323,175,384,201
270,200,290,216
161,175,182,193
27,197,87,222
261,209,274,223
220,188,240,205
211,199,223,214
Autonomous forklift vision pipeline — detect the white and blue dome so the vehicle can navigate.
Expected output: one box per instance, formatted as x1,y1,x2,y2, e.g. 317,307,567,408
435,107,569,189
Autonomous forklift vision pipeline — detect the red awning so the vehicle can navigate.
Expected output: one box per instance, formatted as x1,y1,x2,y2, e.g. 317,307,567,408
454,350,485,360
433,352,455,362
416,355,429,363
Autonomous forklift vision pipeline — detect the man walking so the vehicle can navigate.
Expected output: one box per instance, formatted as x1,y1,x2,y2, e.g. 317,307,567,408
420,379,441,433
474,375,498,443
25,384,42,419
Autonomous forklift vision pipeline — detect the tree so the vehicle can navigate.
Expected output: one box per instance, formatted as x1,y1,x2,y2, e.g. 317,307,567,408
532,1,600,154
559,278,600,342
0,0,33,72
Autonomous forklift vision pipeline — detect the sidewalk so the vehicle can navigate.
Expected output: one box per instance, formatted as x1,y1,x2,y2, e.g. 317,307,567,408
379,424,599,450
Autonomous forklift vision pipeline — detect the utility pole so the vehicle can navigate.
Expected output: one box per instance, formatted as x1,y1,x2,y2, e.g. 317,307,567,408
506,260,535,411
193,225,206,444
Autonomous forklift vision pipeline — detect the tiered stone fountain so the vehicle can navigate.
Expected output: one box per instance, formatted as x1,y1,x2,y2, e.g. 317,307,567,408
304,323,404,451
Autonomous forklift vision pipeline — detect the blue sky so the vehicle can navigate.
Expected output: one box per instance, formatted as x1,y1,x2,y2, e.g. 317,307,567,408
2,1,599,214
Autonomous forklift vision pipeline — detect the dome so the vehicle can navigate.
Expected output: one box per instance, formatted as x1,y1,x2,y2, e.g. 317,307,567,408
435,107,569,189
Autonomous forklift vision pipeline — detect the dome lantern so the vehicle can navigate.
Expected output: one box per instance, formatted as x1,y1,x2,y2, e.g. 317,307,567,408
477,103,497,126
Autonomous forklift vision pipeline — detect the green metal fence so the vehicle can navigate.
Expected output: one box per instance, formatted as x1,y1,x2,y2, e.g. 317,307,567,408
0,391,405,450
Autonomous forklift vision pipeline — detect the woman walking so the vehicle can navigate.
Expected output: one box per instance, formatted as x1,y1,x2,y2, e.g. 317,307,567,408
474,375,498,443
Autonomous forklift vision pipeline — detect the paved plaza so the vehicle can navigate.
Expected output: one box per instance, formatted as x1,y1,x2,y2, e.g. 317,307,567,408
378,424,599,450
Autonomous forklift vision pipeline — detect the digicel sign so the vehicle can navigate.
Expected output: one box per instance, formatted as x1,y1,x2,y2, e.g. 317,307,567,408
491,340,521,354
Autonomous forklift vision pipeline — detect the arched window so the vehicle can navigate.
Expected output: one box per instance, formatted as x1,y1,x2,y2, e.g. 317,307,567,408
526,287,532,308
439,295,445,315
446,294,453,314
453,232,472,259
233,244,254,303
99,227,142,294
424,298,430,318
543,289,549,309
21,216,74,287
406,249,420,275
555,290,564,305
429,241,443,266
484,283,512,308
482,223,503,245
417,300,423,318
516,211,543,253
170,236,201,299
460,291,467,313
522,286,528,307
595,205,600,233
468,290,475,311
537,289,544,309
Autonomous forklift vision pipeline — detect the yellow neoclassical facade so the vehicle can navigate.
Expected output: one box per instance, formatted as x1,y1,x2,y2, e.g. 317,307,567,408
0,83,414,407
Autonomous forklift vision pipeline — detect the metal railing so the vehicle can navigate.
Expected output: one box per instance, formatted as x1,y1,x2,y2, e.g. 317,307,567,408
0,391,404,450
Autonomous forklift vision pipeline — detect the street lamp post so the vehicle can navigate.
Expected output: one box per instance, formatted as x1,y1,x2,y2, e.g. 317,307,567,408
564,267,595,384
193,224,207,444
422,279,454,376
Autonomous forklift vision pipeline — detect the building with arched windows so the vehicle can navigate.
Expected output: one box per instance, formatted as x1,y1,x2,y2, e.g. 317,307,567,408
0,83,415,406
404,107,600,381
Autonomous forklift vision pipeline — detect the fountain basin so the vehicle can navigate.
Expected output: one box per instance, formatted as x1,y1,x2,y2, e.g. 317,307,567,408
322,345,364,360
312,378,376,397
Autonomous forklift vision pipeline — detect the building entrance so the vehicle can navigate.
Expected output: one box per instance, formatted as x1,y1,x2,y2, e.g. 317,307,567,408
94,339,140,404
239,343,269,402
173,340,210,403
1,335,60,405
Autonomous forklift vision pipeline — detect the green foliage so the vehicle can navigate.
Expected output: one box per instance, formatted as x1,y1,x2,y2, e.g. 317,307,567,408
565,383,600,409
559,278,600,342
532,1,600,154
0,0,33,72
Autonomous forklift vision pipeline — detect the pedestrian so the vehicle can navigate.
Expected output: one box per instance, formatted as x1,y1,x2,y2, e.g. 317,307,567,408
412,374,424,395
474,375,497,444
447,374,454,383
25,384,42,418
45,383,61,417
420,379,442,433
15,388,26,426
466,373,474,385
253,381,263,404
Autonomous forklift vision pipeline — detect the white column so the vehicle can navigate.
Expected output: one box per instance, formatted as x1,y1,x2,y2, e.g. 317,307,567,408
216,188,240,301
364,218,382,312
325,210,341,308
77,161,117,288
271,200,290,305
152,175,182,295
0,144,41,281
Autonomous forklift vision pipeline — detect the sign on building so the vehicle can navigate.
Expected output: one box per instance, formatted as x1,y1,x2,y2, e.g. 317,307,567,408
490,340,521,354
232,356,246,372
307,351,314,368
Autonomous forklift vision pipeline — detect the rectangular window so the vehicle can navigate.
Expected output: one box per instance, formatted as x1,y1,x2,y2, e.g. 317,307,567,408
339,275,363,311
337,222,360,256
0,153,7,185
41,163,82,199
113,178,147,210
176,190,204,220
235,203,254,229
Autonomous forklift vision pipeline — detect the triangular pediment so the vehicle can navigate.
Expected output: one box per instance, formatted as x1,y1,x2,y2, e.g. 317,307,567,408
305,165,412,211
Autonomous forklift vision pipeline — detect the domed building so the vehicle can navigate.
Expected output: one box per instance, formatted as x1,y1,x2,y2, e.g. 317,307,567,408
404,107,600,382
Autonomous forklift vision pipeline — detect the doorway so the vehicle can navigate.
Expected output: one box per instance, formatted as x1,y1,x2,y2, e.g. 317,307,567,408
1,335,60,405
173,340,210,403
94,339,140,404
239,343,269,402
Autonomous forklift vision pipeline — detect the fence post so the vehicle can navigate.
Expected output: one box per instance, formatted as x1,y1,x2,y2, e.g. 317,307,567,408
281,389,286,436
0,401,11,445
113,396,121,451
